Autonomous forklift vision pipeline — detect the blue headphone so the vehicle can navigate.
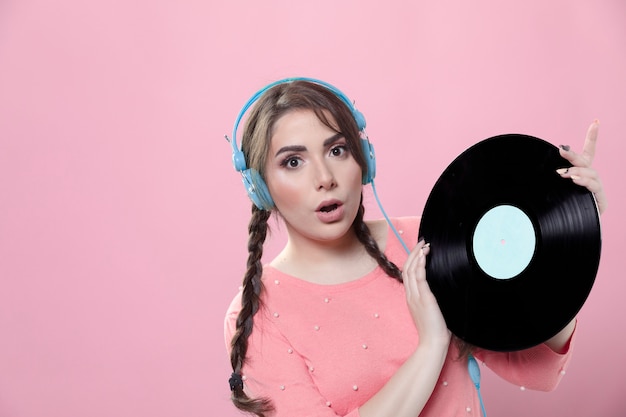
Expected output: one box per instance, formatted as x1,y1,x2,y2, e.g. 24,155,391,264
228,77,377,210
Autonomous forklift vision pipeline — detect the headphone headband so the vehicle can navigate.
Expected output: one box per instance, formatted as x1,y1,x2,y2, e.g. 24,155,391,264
229,77,374,210
231,77,365,159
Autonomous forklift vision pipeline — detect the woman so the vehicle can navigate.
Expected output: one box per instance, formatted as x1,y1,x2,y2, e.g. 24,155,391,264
224,78,606,417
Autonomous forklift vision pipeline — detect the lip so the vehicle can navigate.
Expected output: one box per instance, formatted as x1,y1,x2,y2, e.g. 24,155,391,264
316,199,343,212
315,199,344,223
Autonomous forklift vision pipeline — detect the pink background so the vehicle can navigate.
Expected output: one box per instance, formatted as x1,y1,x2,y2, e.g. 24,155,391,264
1,1,625,416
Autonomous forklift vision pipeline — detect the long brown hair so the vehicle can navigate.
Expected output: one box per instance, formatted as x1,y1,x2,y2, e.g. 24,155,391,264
228,80,403,416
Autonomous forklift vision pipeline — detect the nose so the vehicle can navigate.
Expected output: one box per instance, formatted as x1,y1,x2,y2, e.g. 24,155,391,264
314,160,336,191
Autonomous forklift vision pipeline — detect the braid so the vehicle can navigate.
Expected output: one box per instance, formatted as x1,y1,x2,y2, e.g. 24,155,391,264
352,200,475,359
229,205,274,416
353,199,403,282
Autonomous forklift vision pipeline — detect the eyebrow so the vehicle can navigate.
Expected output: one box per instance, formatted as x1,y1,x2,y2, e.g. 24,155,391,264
274,133,344,157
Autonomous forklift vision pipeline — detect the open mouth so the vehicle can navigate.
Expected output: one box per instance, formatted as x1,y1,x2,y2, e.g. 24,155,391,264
319,204,339,213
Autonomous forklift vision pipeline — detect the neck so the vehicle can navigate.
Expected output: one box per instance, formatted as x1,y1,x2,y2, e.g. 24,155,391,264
271,227,377,285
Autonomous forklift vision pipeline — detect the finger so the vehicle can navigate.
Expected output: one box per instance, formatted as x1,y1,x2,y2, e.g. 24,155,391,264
581,120,600,165
404,240,425,272
559,120,599,168
415,252,438,304
556,166,602,195
556,166,599,182
403,240,425,297
403,241,429,298
412,244,432,298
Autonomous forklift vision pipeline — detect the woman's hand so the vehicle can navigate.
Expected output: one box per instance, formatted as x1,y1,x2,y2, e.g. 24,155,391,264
557,120,607,215
402,240,451,349
547,120,606,353
358,241,451,417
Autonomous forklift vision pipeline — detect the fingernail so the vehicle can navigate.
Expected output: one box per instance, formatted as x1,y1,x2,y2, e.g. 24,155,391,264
556,168,569,175
559,144,571,151
571,175,581,180
423,242,430,248
594,119,600,124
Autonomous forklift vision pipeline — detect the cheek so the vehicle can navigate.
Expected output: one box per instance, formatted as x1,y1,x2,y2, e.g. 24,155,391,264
265,171,303,208
344,159,365,186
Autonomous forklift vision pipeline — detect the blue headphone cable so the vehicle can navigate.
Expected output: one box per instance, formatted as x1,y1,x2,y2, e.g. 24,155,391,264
372,180,487,417
468,355,488,417
370,179,411,254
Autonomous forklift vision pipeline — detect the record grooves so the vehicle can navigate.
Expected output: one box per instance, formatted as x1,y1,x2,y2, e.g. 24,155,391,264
418,134,601,351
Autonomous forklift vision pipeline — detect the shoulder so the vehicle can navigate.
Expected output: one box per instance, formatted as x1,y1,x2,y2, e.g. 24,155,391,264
393,216,421,244
368,216,421,266
391,216,421,235
366,215,420,236
224,289,243,351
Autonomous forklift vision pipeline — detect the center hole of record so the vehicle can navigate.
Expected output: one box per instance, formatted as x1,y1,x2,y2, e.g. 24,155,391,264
472,205,536,280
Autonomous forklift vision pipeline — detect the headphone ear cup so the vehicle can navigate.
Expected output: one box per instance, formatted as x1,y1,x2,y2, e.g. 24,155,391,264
232,149,247,172
360,138,376,184
242,168,274,210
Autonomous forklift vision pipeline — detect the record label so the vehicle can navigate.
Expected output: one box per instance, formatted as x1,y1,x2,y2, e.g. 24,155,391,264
418,134,601,351
472,204,536,280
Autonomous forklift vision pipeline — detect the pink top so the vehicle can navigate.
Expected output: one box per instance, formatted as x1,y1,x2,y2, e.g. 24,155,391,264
224,217,574,416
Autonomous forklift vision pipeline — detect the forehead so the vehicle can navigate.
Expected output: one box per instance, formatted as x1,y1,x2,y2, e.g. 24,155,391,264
270,109,339,146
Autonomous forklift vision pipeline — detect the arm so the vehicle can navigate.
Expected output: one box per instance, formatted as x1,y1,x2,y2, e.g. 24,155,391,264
544,318,576,353
225,295,352,417
475,338,574,392
359,241,451,417
358,342,447,417
475,322,576,392
226,290,420,417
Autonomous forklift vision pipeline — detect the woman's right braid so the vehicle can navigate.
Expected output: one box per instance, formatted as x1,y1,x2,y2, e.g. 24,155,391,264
229,206,274,416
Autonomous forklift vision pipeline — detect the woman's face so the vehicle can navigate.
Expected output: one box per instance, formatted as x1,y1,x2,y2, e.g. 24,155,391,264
264,109,363,247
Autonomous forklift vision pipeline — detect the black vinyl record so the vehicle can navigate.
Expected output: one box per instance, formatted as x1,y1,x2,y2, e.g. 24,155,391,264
418,134,601,352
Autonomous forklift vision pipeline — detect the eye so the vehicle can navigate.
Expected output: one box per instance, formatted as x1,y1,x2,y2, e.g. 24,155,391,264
280,156,303,169
330,145,347,158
